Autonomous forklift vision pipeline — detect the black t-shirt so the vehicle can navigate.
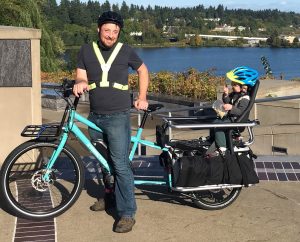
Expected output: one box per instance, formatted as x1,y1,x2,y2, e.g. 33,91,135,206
77,41,143,114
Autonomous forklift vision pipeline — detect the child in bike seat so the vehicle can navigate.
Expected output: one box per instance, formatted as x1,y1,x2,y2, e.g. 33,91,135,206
207,66,258,157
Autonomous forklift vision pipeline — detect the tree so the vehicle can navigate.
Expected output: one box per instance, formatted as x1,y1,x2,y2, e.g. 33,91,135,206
272,37,282,47
101,0,111,12
120,1,129,19
189,35,202,46
87,0,101,23
216,4,224,19
59,0,71,20
291,36,299,47
0,0,65,71
69,0,92,27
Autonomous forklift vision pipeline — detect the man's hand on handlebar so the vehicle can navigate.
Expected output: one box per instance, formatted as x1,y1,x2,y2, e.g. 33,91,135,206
134,98,149,111
73,80,89,97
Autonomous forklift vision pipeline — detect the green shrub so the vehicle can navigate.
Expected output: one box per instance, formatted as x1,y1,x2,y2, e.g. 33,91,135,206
43,68,225,102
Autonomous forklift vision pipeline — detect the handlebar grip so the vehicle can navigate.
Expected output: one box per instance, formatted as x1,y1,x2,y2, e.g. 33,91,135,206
63,79,75,89
62,79,76,98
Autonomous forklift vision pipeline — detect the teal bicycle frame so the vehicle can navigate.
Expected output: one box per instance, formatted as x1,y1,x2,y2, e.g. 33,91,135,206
43,106,170,187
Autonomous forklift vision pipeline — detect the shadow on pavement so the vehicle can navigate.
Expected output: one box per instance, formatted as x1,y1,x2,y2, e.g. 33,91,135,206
83,179,118,221
135,184,194,208
84,179,104,199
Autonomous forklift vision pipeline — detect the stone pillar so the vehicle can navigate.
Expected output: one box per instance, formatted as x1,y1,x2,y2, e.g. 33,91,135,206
0,26,41,164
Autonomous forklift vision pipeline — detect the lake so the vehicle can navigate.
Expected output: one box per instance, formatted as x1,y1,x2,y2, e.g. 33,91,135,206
66,47,300,80
134,47,300,80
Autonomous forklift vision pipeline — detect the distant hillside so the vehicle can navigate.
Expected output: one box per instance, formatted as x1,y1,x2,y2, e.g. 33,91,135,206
1,0,300,71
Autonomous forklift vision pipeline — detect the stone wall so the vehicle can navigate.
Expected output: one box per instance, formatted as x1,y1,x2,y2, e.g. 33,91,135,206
0,26,41,164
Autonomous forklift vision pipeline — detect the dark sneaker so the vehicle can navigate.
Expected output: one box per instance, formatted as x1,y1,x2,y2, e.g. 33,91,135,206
114,217,136,233
90,193,116,211
90,199,105,211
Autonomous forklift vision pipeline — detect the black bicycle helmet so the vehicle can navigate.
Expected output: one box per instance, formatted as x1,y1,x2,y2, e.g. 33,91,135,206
97,11,124,29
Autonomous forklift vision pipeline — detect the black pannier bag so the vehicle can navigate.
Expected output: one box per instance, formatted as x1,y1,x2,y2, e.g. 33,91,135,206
172,150,259,187
206,155,224,185
175,155,209,187
223,151,243,184
236,152,259,186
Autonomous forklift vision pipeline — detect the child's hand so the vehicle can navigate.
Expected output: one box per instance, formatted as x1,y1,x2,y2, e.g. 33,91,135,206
223,104,233,111
223,85,229,95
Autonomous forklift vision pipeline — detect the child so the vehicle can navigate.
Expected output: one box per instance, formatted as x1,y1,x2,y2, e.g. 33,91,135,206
208,66,258,156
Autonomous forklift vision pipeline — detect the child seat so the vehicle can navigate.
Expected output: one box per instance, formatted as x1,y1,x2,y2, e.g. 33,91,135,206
157,80,260,187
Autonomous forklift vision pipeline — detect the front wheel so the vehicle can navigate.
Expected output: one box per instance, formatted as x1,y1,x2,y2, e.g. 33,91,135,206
0,141,84,220
191,187,241,210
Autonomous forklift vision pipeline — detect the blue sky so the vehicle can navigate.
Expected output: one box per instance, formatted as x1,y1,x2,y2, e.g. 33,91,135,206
57,0,300,13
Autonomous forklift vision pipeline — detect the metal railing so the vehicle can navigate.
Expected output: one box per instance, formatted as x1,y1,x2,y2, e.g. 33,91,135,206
253,94,300,120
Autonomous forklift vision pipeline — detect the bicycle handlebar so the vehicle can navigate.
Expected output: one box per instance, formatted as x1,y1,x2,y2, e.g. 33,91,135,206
43,79,165,116
62,79,75,98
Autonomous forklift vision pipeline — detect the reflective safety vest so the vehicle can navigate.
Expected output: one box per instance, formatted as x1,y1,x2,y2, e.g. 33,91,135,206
89,41,129,91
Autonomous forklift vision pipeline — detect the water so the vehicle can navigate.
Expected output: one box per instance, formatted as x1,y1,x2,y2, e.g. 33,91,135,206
134,47,300,80
66,47,300,80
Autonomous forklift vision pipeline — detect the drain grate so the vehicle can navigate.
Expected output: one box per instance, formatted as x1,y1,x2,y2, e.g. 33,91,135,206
13,179,56,242
14,218,56,242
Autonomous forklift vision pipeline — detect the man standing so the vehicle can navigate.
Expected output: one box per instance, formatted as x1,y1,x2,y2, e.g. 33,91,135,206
73,11,149,233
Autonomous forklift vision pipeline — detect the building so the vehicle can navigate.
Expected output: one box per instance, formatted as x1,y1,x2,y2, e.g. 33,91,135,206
185,33,267,45
280,35,296,43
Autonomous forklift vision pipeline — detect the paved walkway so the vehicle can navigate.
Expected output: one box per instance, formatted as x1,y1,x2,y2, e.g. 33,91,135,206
0,155,299,242
1,104,299,241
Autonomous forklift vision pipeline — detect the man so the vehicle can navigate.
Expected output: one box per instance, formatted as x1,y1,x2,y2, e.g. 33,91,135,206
73,11,149,233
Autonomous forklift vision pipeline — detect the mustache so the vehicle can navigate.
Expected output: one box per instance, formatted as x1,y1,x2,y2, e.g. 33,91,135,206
105,36,114,40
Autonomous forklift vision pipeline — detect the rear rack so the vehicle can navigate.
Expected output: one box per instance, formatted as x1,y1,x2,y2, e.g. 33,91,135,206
21,124,61,137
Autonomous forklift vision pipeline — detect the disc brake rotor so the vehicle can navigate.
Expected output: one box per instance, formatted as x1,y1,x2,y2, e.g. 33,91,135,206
31,169,55,192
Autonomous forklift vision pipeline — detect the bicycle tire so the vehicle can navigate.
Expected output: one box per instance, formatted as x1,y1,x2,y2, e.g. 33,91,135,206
0,140,85,219
191,187,241,210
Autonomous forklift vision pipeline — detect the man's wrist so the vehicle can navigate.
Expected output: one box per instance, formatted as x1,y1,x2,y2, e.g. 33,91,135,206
137,93,147,100
75,79,87,84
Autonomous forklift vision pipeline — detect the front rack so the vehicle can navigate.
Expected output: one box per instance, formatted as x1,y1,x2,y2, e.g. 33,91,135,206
21,124,61,137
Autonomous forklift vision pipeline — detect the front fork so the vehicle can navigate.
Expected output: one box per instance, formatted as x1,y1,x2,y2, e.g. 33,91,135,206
42,131,69,182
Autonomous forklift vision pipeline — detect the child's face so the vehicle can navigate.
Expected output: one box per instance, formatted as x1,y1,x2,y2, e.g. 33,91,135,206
231,82,241,93
242,85,248,93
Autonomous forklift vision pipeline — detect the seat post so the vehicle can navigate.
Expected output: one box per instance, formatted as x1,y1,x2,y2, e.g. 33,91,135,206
139,111,149,129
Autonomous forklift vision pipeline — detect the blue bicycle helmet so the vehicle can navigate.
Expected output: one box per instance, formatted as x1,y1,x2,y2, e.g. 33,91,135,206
226,66,259,87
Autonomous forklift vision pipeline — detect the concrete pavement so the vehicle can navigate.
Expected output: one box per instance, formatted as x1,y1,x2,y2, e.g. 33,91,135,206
1,96,300,241
1,179,299,241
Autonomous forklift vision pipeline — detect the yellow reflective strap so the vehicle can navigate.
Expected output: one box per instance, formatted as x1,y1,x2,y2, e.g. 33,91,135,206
113,83,129,90
92,42,123,88
107,43,123,65
92,42,106,64
92,42,109,87
88,83,96,90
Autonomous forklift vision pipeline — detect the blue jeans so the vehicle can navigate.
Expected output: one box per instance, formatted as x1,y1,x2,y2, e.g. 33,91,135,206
88,111,136,218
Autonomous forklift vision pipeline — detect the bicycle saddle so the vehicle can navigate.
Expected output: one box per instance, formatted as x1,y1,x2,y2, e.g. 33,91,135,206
147,104,164,113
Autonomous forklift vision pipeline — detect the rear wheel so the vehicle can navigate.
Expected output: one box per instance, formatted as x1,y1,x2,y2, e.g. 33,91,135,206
191,187,241,210
0,141,84,219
